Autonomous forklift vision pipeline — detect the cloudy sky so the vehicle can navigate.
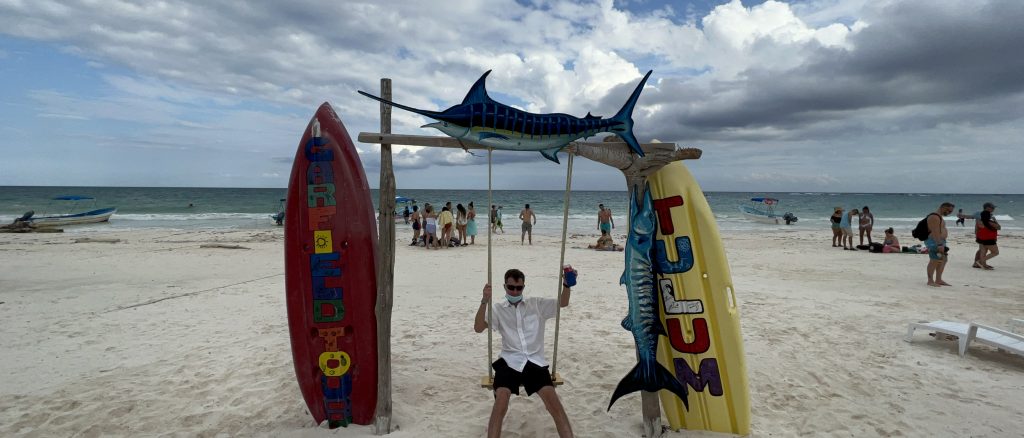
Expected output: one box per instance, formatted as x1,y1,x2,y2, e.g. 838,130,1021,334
1,0,1022,193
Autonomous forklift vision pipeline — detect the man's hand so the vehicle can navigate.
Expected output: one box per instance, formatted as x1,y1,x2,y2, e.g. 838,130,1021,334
482,283,492,302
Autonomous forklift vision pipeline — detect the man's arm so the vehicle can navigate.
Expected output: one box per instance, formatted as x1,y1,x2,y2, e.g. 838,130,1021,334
610,211,614,228
559,284,571,307
532,211,537,225
474,283,492,333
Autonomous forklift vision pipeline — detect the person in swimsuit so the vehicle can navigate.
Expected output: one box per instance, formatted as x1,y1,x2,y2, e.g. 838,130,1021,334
588,229,623,251
974,204,1000,270
972,202,996,267
925,202,954,287
830,207,843,247
438,206,454,248
410,205,422,246
466,202,478,245
858,206,874,245
840,208,859,250
882,227,901,253
456,203,468,247
597,203,614,234
519,204,536,245
424,204,439,250
955,209,965,227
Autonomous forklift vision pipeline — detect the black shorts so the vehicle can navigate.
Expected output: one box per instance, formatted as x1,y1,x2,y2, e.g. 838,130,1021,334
492,358,553,396
976,238,997,245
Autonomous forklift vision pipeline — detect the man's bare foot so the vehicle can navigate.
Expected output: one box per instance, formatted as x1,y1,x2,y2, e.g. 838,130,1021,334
937,280,952,286
927,281,940,287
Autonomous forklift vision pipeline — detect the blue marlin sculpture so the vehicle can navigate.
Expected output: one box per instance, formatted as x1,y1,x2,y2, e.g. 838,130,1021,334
358,70,652,163
608,183,690,411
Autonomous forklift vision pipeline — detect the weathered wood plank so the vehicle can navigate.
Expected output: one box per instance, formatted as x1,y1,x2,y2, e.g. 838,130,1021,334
356,132,702,162
373,78,396,435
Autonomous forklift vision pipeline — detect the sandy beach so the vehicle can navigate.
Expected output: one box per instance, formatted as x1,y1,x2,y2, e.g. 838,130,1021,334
1,226,1022,437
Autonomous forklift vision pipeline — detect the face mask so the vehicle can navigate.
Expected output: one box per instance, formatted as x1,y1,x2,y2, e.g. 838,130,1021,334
505,294,523,304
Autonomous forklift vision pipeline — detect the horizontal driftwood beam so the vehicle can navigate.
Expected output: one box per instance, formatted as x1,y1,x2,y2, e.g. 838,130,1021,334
357,132,701,160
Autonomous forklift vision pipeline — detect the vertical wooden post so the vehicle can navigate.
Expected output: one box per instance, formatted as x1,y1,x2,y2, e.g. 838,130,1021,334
374,78,395,435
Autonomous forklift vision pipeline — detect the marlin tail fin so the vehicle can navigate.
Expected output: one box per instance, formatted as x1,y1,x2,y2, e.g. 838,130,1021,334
609,70,652,157
607,360,690,411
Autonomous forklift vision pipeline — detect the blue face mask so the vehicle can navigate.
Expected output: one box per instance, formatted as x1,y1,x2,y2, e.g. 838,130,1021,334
505,294,523,304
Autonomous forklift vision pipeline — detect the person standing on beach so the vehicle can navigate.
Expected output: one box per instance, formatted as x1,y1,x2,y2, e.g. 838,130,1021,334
858,206,874,245
467,202,478,245
597,203,614,234
925,202,954,287
519,204,536,245
974,203,1000,270
956,209,965,227
456,203,468,247
439,206,454,248
409,205,422,246
474,267,577,438
840,208,859,250
972,202,997,267
830,207,843,247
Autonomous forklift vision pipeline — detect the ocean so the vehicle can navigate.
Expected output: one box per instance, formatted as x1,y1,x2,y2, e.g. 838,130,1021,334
1,186,1018,235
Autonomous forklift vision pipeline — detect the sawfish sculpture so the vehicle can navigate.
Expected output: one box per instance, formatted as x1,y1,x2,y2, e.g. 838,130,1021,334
358,70,652,163
608,183,690,411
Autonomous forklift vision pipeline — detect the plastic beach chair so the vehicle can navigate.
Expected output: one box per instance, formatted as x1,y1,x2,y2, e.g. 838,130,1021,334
905,320,972,357
966,323,1024,358
905,320,1024,359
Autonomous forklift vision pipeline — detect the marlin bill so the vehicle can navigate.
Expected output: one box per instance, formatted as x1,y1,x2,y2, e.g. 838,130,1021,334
358,70,652,163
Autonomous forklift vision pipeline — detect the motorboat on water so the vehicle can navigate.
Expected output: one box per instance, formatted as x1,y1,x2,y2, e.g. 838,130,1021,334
738,197,798,225
25,196,117,227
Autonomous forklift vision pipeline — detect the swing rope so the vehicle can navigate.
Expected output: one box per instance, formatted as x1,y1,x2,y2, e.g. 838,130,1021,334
484,149,575,387
486,147,494,384
551,151,574,379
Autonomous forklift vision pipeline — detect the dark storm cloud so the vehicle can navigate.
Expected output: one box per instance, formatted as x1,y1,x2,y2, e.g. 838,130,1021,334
641,0,1024,142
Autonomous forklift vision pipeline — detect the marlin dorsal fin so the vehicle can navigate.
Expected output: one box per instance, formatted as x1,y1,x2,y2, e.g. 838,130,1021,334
461,70,493,105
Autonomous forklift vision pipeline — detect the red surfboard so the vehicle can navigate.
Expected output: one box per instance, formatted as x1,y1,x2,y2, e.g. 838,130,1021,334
285,102,378,427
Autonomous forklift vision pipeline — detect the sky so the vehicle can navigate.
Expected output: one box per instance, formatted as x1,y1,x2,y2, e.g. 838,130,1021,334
1,0,1022,193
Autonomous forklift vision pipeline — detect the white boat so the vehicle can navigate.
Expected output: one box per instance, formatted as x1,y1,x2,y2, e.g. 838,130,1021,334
738,197,797,225
27,196,117,227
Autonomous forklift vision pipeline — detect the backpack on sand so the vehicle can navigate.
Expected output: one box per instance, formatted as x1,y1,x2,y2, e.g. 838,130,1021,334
912,213,936,241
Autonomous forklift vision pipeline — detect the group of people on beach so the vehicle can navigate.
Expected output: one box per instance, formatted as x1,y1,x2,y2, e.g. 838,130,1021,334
829,205,876,250
406,201,478,249
922,202,1001,287
827,202,1002,287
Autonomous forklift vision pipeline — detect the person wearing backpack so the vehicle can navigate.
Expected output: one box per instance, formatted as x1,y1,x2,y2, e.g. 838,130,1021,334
924,202,955,287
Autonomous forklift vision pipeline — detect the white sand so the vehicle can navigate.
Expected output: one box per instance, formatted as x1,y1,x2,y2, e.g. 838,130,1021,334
1,227,1022,437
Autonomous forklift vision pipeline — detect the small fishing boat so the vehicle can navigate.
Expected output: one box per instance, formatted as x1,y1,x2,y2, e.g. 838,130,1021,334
27,196,117,227
739,197,797,225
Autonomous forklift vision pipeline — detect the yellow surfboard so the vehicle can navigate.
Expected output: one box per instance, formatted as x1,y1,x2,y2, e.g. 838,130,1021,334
647,161,751,435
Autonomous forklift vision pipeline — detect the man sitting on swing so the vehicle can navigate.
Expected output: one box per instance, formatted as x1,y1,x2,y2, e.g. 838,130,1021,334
474,267,578,438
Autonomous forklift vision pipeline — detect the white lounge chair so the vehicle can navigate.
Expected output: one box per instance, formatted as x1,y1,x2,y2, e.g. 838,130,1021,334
967,323,1024,358
905,320,1024,359
1010,318,1024,334
905,320,972,357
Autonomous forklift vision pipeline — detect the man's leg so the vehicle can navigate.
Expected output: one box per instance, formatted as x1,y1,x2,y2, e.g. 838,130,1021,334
927,259,938,286
528,227,532,245
536,386,573,438
488,388,513,438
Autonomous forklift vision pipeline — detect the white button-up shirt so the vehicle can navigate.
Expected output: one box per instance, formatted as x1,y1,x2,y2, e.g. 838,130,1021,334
490,296,559,372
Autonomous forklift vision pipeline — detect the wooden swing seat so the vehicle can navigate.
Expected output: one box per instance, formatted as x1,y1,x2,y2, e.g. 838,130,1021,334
480,372,564,389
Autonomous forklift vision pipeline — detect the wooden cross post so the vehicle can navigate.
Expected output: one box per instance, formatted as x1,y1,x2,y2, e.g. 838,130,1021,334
373,78,395,435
